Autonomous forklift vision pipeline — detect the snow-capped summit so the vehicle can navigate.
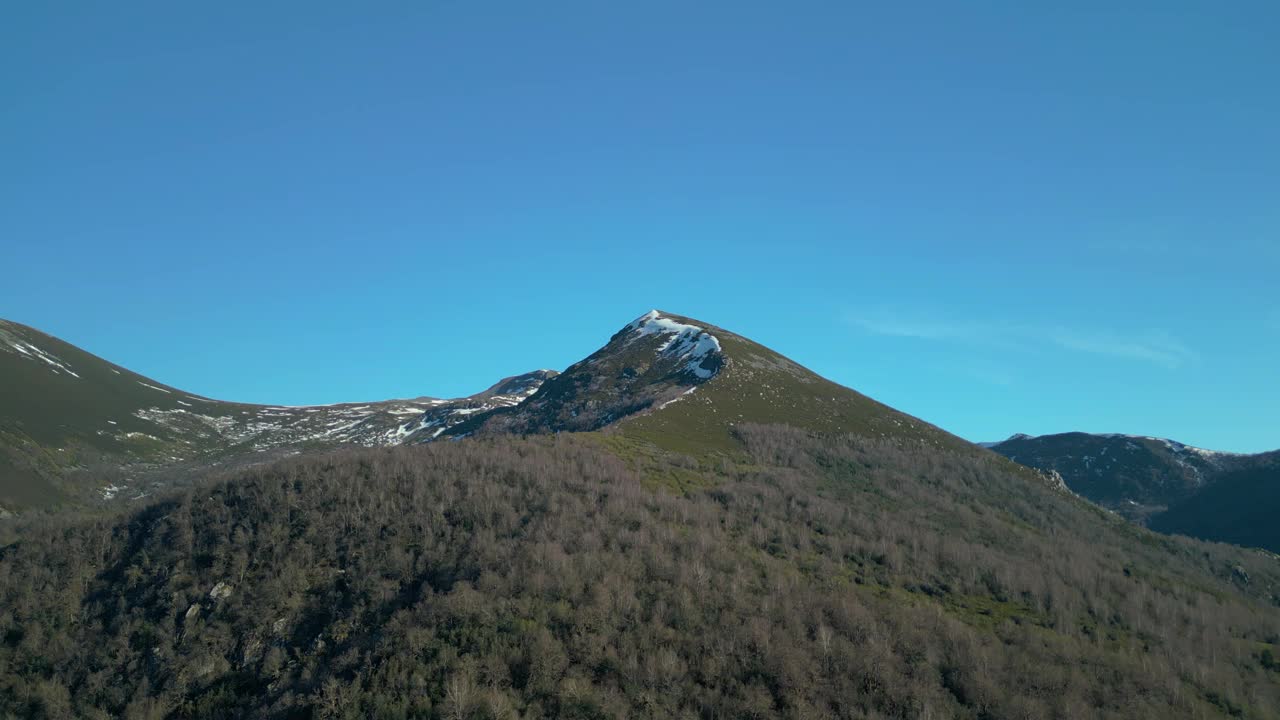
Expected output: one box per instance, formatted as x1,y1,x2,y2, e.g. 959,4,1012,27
440,310,731,437
625,310,723,379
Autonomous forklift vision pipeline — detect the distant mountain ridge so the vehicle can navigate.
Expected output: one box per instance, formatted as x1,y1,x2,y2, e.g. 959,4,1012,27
3,310,1061,511
1150,450,1280,552
985,431,1280,551
0,318,556,509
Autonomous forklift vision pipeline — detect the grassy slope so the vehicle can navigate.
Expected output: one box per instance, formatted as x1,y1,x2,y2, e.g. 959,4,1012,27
610,321,1042,480
0,320,478,509
0,320,244,506
566,317,1066,520
0,320,236,446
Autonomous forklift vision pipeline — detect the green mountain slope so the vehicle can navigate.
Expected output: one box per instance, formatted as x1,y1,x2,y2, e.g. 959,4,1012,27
0,319,554,510
455,311,975,452
447,311,1050,496
613,314,965,456
0,319,217,507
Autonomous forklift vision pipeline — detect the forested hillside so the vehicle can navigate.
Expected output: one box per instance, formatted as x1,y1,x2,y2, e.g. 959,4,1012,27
3,427,1278,719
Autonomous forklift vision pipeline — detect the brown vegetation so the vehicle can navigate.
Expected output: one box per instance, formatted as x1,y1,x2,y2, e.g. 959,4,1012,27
1,426,1277,718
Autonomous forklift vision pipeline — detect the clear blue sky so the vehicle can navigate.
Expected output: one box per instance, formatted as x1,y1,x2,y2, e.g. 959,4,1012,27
3,2,1277,452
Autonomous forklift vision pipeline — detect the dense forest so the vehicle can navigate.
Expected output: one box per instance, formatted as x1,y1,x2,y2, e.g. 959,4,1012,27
2,427,1278,718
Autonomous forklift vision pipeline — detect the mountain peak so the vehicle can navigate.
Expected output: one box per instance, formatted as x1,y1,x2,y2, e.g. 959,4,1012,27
978,432,1034,448
621,310,724,380
446,310,725,437
441,308,967,458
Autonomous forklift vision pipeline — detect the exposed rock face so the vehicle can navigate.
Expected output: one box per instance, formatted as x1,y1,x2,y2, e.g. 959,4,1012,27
447,311,726,436
1041,468,1069,493
209,581,233,600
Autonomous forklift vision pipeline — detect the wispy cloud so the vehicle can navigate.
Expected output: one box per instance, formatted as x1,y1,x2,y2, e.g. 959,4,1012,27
849,315,988,342
1042,327,1193,368
847,309,1196,369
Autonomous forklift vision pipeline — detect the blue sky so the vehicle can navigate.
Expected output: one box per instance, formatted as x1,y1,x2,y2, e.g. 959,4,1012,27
3,2,1277,452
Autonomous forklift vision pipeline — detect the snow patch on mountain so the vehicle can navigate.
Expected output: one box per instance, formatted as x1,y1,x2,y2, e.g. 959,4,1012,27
1,333,81,378
657,386,698,410
626,310,723,379
384,385,546,445
121,375,562,451
387,406,430,415
1152,437,1241,459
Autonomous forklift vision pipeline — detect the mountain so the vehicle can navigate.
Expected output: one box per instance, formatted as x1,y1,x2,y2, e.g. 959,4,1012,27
985,431,1280,551
0,319,555,510
2,310,1279,718
446,310,727,436
443,310,1053,497
455,310,968,451
4,310,1025,516
984,432,1236,519
1149,450,1280,551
